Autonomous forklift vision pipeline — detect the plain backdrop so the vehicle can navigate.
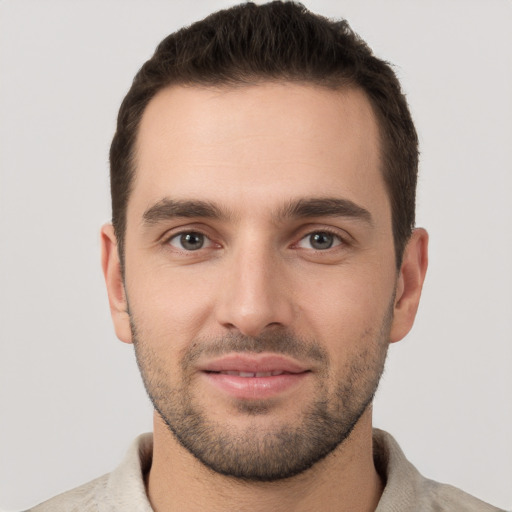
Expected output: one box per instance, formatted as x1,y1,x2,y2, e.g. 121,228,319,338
1,0,511,510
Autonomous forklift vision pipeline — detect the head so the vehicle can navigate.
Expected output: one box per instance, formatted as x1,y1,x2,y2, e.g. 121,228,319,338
102,1,428,482
109,1,418,270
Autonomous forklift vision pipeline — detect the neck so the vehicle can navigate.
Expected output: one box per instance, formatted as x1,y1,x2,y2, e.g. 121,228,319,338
147,408,383,512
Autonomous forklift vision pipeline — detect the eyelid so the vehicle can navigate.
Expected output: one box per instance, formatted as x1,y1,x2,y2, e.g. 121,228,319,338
292,225,352,247
161,224,220,251
167,231,214,250
159,222,212,240
297,231,342,249
159,223,352,252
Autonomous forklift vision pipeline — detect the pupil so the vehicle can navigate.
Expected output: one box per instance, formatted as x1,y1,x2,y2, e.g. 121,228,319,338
181,232,204,250
311,232,333,250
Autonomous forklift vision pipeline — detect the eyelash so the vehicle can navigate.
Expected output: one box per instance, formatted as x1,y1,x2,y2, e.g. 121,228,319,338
165,230,216,252
163,227,349,253
295,229,346,251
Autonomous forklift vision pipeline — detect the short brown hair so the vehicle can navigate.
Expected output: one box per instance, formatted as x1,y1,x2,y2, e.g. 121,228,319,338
110,1,418,268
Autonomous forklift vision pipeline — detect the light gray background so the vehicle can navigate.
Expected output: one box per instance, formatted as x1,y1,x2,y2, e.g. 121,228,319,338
1,0,511,510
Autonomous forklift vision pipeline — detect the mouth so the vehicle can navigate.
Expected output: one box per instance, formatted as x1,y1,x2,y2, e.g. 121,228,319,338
207,370,293,377
199,354,311,400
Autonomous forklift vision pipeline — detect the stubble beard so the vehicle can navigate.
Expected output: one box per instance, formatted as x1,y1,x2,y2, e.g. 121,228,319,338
131,308,391,482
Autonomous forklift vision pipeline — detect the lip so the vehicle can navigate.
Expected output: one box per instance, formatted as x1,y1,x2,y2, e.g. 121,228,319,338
199,353,311,400
200,353,309,374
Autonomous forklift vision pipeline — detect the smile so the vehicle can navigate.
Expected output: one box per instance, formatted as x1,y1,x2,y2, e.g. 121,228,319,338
210,370,288,377
199,354,311,400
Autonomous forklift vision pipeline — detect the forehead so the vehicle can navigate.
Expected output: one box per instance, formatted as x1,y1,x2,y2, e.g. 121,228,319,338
131,82,387,223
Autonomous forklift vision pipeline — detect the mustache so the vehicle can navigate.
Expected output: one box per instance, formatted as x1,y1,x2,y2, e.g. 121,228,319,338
181,330,329,368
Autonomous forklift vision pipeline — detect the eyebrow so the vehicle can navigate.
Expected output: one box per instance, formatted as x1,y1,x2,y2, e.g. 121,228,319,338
142,196,372,226
278,197,373,225
142,199,226,225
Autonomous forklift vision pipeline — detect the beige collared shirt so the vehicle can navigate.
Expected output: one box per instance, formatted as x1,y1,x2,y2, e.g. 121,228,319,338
28,429,504,511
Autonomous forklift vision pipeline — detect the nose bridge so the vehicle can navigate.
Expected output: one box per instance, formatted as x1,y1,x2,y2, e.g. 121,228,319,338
217,234,292,337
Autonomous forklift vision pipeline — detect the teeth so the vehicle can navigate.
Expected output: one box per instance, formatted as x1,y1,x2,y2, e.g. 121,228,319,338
219,370,285,377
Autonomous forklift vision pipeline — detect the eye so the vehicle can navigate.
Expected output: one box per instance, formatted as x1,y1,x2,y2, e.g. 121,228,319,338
168,231,212,251
297,231,342,250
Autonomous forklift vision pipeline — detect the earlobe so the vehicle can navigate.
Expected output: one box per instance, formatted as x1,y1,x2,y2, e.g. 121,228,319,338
100,224,133,344
389,228,429,343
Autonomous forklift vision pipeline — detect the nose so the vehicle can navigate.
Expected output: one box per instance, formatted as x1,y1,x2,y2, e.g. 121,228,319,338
216,243,295,337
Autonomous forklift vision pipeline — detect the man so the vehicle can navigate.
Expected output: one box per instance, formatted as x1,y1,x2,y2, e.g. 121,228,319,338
27,2,504,511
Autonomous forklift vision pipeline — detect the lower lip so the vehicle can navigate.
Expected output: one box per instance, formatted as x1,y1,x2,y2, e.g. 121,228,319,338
202,372,310,400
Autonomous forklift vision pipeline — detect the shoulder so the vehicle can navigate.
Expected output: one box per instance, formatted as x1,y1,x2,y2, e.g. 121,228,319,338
416,478,505,511
27,474,109,512
26,433,154,512
373,429,505,512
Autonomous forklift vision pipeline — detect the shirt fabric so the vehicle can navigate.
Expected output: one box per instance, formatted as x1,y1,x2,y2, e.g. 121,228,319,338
28,429,504,511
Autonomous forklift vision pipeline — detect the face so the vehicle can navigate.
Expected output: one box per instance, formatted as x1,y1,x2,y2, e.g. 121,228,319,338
103,83,426,481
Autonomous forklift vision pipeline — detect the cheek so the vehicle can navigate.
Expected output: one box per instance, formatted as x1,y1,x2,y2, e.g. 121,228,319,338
125,262,220,346
295,264,394,344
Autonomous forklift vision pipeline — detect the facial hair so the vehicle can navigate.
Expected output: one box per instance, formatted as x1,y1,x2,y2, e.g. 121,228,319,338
131,305,391,482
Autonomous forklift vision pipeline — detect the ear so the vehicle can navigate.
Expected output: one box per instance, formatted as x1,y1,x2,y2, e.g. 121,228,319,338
100,224,132,344
389,228,429,343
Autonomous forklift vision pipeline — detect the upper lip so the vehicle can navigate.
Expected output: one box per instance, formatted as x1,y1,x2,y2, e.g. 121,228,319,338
199,353,310,374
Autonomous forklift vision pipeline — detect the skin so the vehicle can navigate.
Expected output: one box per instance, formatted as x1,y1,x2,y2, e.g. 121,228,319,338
102,83,428,512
